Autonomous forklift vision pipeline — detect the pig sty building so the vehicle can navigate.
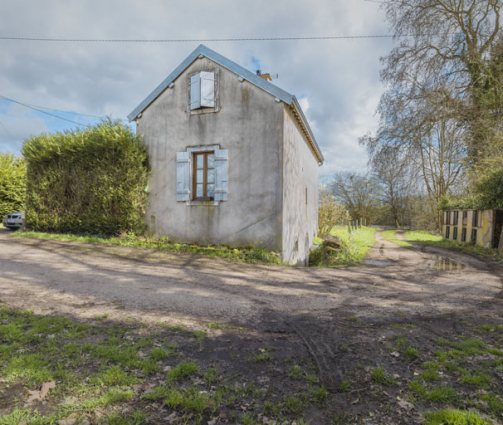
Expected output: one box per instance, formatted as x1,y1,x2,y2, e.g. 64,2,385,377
128,45,324,265
442,209,503,251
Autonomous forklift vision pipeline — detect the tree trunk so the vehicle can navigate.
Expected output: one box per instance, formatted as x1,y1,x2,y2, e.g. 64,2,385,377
499,227,503,253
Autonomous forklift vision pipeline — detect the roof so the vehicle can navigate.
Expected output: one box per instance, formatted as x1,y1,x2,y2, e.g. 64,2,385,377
128,44,324,164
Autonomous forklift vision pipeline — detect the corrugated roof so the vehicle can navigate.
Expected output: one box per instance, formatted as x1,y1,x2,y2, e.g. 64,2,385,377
128,44,324,163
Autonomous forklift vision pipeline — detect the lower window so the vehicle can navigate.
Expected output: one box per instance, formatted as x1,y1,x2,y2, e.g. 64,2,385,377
445,226,450,239
193,151,215,201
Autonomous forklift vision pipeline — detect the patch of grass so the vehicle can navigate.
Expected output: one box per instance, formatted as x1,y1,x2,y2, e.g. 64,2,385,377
141,385,170,402
95,365,139,386
163,387,209,413
310,385,328,403
192,330,207,351
405,231,503,264
371,366,397,386
381,230,412,247
167,361,199,383
409,380,457,403
404,346,420,361
310,226,378,267
105,410,147,425
203,367,218,386
139,359,161,375
289,364,304,380
248,348,274,363
207,322,243,331
339,380,351,392
459,370,492,388
283,395,304,414
424,409,492,425
2,353,53,384
94,345,140,368
420,369,440,382
150,347,169,361
480,393,503,416
12,230,282,265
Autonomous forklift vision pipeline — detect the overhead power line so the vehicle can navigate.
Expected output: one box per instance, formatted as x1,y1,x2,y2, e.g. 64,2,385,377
0,34,417,43
21,101,104,119
0,94,92,127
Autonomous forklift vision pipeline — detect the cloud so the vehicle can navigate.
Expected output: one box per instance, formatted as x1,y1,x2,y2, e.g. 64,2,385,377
0,103,49,154
0,0,392,171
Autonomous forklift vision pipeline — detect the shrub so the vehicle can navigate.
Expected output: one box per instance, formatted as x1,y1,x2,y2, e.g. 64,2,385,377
0,154,26,217
318,189,347,239
22,119,149,235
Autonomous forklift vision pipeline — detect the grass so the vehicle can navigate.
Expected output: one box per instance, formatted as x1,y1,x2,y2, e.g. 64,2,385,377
0,306,333,424
404,230,503,264
424,409,492,425
371,366,397,386
381,230,413,247
310,226,378,267
167,361,199,382
10,229,282,265
409,380,458,403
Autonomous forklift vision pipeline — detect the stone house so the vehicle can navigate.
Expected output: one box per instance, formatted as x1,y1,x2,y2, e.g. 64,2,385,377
442,209,503,251
128,45,324,265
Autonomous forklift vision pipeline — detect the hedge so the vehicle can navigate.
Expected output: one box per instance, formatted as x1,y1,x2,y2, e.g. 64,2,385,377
22,119,150,235
0,154,27,218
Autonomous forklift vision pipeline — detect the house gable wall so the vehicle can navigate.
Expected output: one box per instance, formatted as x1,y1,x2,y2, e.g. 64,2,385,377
137,57,284,249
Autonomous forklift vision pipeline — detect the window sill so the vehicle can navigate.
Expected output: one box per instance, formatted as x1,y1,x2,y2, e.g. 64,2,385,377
185,200,220,207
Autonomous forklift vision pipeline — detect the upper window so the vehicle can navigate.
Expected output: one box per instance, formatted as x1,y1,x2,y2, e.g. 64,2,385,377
190,71,216,111
193,151,215,201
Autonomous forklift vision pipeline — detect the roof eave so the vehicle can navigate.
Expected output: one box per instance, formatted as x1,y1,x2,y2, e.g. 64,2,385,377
291,97,324,165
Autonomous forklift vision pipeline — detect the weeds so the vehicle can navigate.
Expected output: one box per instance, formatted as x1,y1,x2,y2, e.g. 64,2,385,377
167,361,199,383
371,367,397,386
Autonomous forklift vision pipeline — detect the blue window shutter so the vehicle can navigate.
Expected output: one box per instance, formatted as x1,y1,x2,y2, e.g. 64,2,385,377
200,71,215,108
190,74,201,110
176,152,191,201
214,149,228,202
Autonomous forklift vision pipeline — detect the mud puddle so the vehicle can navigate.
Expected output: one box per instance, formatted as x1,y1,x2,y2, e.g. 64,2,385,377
426,255,466,271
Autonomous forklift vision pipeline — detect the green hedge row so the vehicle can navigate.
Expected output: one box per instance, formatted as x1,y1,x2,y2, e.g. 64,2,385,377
22,119,150,235
0,154,26,218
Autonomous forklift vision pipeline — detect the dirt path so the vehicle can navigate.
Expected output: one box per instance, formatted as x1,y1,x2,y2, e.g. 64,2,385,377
0,230,502,388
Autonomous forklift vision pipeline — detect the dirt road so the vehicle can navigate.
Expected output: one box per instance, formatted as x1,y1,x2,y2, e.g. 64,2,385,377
1,230,502,423
1,230,501,326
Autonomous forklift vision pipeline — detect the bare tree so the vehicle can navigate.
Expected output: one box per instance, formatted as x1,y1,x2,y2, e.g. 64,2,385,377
362,85,466,230
381,0,502,161
370,146,414,228
330,172,377,224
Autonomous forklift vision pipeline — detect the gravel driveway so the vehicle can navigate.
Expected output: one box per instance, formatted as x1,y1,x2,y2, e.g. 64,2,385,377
1,229,501,327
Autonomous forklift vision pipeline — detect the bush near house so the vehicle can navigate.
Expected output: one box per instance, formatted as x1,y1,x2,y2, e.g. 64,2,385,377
22,119,149,235
0,153,26,217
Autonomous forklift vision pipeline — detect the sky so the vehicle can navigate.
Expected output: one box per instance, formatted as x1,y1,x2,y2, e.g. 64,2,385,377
0,0,394,176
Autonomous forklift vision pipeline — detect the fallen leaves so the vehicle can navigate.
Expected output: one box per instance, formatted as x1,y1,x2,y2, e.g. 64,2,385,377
25,381,56,406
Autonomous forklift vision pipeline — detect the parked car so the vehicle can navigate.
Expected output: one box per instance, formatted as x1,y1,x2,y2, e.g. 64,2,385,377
2,211,25,230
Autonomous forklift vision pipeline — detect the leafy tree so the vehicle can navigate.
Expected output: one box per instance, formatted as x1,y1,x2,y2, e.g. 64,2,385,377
318,188,347,238
0,154,26,218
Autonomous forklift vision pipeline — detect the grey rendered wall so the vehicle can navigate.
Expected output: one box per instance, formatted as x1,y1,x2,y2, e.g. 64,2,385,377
282,107,320,265
136,57,284,250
